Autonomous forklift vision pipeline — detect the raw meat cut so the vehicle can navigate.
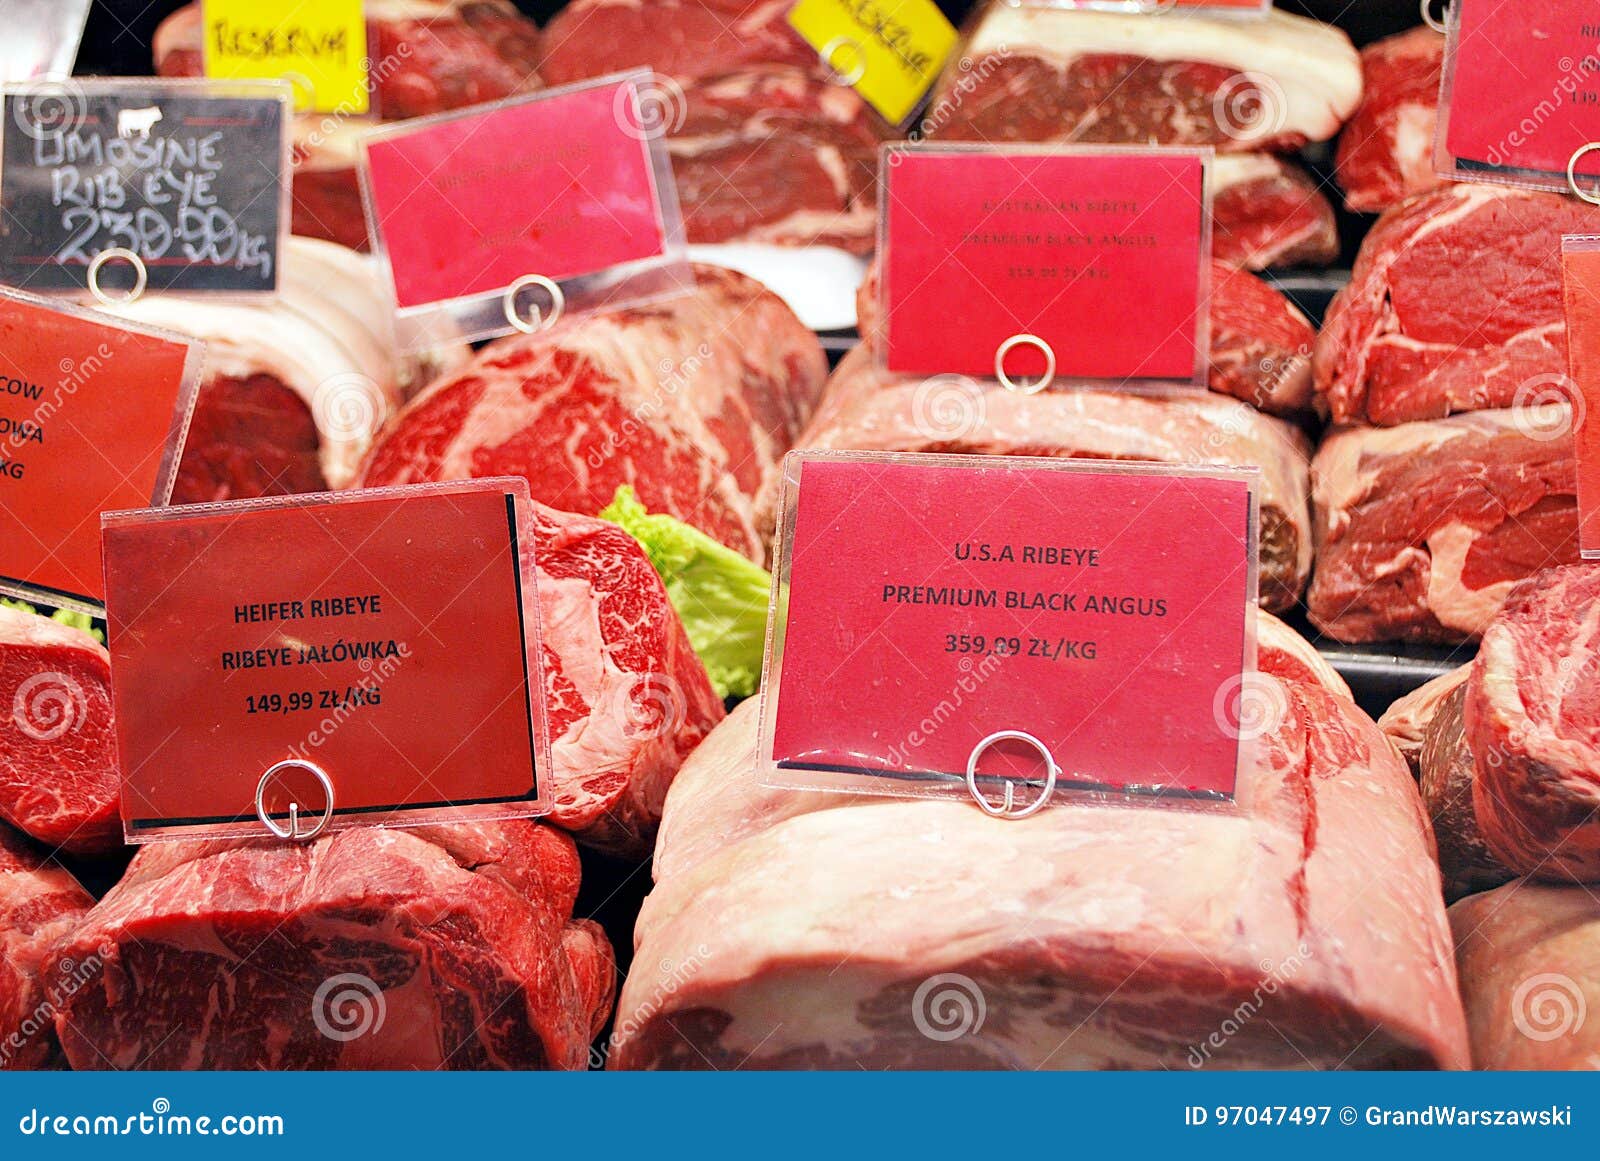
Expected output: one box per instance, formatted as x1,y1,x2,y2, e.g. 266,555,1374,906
94,237,460,503
1468,566,1600,883
0,606,119,856
536,0,816,86
1452,881,1600,1070
1308,408,1580,644
1335,26,1445,214
155,1,544,252
923,5,1361,153
1419,683,1513,902
533,503,723,857
609,684,1468,1070
1256,610,1351,700
1,825,92,1071
1378,664,1471,776
358,265,828,563
791,344,1314,612
1211,154,1339,271
1314,185,1600,426
858,259,1316,417
669,68,883,253
52,821,613,1069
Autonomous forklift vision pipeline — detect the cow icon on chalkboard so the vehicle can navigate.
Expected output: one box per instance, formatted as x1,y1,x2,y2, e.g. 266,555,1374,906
117,107,163,139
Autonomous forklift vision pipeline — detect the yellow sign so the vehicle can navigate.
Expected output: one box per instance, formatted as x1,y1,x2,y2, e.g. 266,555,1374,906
787,0,958,125
202,0,369,115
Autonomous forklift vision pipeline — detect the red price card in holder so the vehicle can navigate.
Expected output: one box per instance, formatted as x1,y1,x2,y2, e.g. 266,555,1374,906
0,289,201,613
879,145,1211,389
359,70,689,350
101,479,549,842
1563,236,1600,558
1439,0,1600,193
759,452,1259,810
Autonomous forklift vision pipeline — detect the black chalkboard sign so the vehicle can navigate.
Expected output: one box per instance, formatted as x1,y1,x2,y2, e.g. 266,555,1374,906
0,80,288,295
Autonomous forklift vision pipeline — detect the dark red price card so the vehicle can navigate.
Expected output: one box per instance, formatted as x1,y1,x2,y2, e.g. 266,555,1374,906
359,70,686,348
101,480,548,841
1440,0,1600,189
760,452,1257,805
880,146,1210,385
0,290,200,612
1563,236,1600,558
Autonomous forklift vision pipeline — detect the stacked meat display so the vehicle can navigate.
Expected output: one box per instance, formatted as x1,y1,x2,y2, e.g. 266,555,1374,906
6,0,1600,1077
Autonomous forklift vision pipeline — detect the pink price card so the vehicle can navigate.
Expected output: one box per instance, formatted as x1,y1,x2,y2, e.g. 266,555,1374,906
101,479,549,843
1563,236,1600,558
0,289,202,614
359,70,688,349
879,145,1211,387
1439,0,1600,192
759,452,1259,808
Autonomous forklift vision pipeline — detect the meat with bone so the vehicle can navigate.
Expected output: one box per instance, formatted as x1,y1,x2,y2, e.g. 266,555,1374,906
609,683,1468,1070
536,0,817,87
857,259,1317,417
668,68,883,253
93,237,461,503
0,607,119,856
1334,26,1445,214
154,1,544,252
1,825,92,1070
358,265,828,563
1307,407,1580,644
1467,566,1600,883
792,343,1313,612
533,503,724,857
923,4,1361,154
1419,683,1514,903
1314,185,1600,426
1210,154,1339,272
52,821,613,1069
1451,881,1600,1070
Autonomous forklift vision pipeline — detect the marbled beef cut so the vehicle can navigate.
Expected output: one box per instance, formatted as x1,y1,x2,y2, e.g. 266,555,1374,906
1335,26,1445,214
1452,881,1600,1070
1468,566,1600,882
1315,185,1600,426
358,266,827,563
791,344,1313,612
1419,683,1514,902
52,822,613,1070
1210,154,1339,272
1308,408,1580,644
155,1,544,252
1379,664,1472,776
1,825,91,1070
609,681,1468,1070
0,607,118,856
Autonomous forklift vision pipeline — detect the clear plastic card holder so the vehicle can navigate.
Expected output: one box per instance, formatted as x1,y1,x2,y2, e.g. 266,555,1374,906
0,0,92,83
757,451,1262,818
1561,234,1600,559
0,77,293,300
876,142,1213,395
101,478,552,844
1000,0,1271,17
0,286,204,616
358,70,693,352
1435,0,1600,197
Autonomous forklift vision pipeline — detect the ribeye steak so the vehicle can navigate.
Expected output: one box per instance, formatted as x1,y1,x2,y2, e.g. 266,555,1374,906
1335,26,1445,213
1,825,92,1070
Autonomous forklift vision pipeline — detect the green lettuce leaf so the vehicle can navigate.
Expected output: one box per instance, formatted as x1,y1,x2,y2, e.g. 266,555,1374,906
0,597,105,643
599,486,771,700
